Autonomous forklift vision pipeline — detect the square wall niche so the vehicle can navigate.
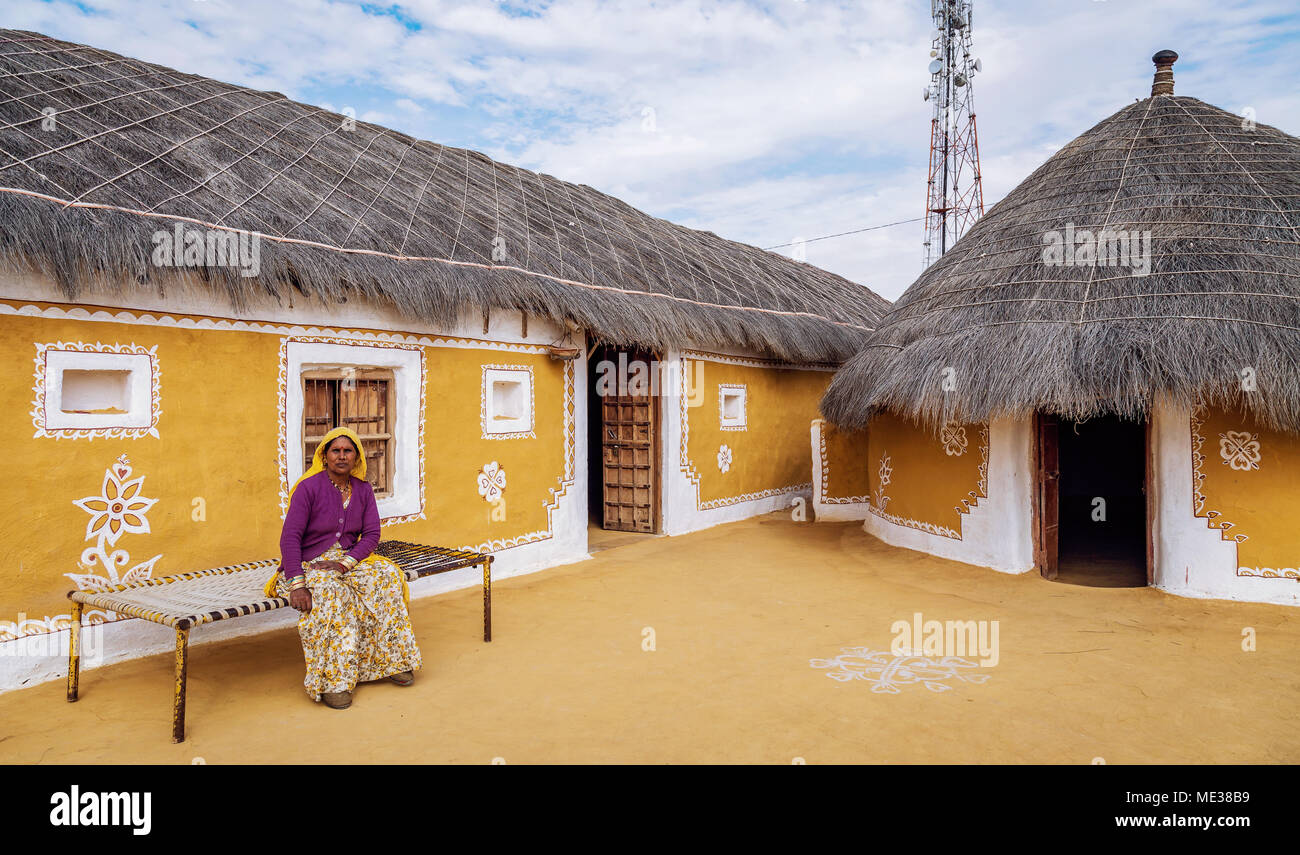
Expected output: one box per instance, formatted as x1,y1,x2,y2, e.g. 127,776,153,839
719,384,747,430
482,365,535,438
40,349,155,433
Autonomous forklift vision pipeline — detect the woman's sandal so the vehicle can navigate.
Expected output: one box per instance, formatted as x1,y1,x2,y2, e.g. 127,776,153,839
387,671,414,686
322,691,352,709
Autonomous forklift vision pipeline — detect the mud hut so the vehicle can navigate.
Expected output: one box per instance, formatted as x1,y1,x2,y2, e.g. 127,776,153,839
0,29,888,689
820,51,1300,605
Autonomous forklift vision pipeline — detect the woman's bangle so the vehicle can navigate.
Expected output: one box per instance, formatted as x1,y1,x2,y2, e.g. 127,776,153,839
289,575,309,591
340,555,358,570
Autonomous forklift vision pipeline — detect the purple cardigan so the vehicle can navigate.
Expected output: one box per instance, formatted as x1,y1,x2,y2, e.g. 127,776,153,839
280,471,381,579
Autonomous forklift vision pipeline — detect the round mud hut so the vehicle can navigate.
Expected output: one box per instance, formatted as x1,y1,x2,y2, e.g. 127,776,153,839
821,51,1300,606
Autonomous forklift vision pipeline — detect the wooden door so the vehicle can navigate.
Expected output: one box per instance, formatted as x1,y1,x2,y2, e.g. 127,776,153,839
1035,412,1060,579
600,350,657,532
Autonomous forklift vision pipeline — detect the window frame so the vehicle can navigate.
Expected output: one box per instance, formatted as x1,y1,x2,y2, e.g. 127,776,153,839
719,383,747,431
36,345,159,437
481,364,536,439
283,339,424,523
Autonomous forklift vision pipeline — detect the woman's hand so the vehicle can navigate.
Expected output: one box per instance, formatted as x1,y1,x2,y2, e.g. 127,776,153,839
313,560,349,574
289,587,312,613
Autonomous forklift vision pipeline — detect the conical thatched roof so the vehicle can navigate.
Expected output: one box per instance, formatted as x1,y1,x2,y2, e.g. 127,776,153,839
823,59,1300,431
0,30,887,363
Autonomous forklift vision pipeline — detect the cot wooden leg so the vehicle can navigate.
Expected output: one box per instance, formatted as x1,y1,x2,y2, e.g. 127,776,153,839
66,600,82,702
482,555,492,642
172,626,190,743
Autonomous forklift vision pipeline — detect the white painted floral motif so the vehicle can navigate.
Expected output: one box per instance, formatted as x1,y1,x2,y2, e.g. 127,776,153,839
476,461,507,503
717,444,733,474
941,424,968,456
67,454,162,594
872,453,893,510
810,647,990,694
1219,431,1261,471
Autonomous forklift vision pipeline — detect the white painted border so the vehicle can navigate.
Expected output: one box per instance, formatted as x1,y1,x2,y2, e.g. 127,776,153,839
31,342,161,440
861,417,1034,573
44,350,152,430
1152,399,1300,605
719,383,747,431
482,365,536,439
810,419,869,521
283,339,425,523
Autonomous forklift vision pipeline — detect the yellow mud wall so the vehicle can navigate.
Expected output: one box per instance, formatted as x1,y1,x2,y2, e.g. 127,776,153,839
682,358,828,507
1193,406,1300,578
0,300,570,638
865,412,987,538
818,421,871,502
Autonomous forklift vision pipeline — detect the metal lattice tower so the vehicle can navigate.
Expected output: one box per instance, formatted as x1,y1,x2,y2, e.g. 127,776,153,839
923,0,985,268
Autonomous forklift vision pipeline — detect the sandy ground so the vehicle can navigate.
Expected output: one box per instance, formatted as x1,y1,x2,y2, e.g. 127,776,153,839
2,513,1296,764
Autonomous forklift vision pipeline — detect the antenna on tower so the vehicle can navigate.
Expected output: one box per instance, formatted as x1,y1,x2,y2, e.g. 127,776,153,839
923,0,985,268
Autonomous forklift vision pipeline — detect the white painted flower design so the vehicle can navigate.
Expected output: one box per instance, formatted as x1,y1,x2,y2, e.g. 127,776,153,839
477,461,507,502
941,424,968,456
66,454,162,599
717,444,733,474
1219,431,1261,471
873,453,893,510
72,454,158,546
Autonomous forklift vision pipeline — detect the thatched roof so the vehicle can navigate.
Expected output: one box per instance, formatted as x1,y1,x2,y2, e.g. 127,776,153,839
823,58,1300,431
0,30,887,363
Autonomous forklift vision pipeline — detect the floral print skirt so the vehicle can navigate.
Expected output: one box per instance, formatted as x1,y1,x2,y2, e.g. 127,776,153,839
276,544,422,701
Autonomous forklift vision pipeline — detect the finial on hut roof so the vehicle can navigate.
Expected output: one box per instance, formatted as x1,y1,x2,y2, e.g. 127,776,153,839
1151,50,1178,96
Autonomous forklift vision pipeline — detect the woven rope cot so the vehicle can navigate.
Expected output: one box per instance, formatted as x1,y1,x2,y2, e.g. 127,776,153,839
822,60,1300,432
66,541,491,742
0,29,888,363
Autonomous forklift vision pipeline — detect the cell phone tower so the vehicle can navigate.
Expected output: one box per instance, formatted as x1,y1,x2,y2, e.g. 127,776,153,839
923,0,985,268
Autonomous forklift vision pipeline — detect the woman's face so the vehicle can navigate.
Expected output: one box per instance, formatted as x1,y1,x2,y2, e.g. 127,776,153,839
324,437,359,478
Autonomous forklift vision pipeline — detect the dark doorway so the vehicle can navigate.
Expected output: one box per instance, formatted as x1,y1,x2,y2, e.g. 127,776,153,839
1035,413,1148,587
586,341,660,540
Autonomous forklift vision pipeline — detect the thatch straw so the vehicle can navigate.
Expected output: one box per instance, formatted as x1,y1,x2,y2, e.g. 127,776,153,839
823,87,1300,431
0,30,888,363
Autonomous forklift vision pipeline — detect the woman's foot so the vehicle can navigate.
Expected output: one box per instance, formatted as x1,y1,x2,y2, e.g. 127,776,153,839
387,671,414,686
322,691,352,709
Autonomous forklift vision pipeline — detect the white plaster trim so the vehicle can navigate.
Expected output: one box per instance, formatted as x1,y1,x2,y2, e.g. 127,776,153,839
810,419,869,521
280,337,426,525
0,269,562,348
679,347,836,372
1153,399,1299,605
481,364,536,439
31,342,160,440
861,417,1034,574
718,383,747,431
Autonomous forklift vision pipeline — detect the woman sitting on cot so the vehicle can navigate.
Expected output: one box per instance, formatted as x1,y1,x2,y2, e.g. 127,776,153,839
270,426,421,709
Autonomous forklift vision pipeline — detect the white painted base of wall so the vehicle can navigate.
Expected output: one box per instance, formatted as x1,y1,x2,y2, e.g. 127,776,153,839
1151,399,1300,606
861,416,1035,574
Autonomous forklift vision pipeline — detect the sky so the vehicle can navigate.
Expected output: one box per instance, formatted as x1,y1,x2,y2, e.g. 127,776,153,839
6,0,1299,300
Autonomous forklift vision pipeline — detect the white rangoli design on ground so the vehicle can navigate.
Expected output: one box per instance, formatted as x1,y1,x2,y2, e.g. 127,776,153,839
810,647,990,694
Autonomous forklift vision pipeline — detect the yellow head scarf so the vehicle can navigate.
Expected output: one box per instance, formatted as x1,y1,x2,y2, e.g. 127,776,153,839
267,427,407,603
290,426,368,503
